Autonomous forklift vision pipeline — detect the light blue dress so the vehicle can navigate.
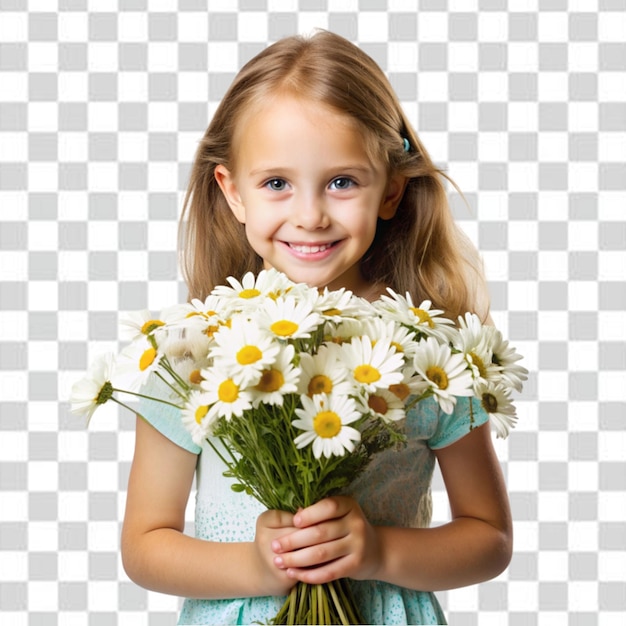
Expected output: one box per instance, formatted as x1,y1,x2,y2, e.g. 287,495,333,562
139,376,488,625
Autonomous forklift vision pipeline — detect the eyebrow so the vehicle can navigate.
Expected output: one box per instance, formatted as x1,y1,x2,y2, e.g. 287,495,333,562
248,165,375,178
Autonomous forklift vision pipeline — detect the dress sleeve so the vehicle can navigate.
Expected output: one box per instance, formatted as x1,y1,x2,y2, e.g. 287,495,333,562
427,395,489,449
136,373,201,455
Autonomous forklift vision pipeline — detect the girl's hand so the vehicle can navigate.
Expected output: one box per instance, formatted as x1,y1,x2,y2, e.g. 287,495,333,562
253,509,300,596
270,496,381,585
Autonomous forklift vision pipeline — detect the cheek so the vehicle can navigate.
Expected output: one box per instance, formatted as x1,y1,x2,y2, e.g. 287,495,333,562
348,209,380,238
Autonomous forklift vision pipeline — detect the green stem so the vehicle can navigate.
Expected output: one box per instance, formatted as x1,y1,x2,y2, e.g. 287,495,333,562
159,355,192,392
111,388,182,409
338,579,364,624
110,397,147,416
287,584,297,625
155,371,188,401
311,584,317,625
327,580,349,626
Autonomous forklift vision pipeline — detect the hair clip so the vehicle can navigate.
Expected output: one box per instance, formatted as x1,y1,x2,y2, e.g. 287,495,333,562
403,137,411,153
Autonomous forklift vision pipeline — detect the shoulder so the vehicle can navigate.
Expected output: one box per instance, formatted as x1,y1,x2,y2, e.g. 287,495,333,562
406,395,489,449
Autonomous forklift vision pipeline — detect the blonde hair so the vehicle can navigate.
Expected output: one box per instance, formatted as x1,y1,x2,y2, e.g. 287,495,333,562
180,31,489,321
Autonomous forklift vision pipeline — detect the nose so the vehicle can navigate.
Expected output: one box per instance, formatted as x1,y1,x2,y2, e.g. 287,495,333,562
291,192,329,230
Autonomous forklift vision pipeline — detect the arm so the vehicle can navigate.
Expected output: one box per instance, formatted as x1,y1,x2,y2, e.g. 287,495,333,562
271,422,512,591
121,416,297,599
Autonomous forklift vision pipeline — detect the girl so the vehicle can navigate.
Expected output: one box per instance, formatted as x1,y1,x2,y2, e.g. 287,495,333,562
121,31,512,625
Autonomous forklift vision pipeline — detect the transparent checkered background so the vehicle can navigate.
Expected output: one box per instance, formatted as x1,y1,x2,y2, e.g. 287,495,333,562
1,1,625,625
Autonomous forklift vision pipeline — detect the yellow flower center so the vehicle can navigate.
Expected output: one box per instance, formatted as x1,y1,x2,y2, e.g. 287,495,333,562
410,308,434,328
194,405,208,424
270,320,299,337
425,366,448,389
308,374,333,396
389,382,410,400
323,308,342,317
469,351,487,378
328,336,344,344
189,369,204,385
204,324,220,338
313,411,342,438
256,369,284,393
368,395,388,415
140,320,164,335
390,341,404,353
354,364,381,384
239,288,261,299
236,345,263,365
217,379,239,403
139,348,157,371
481,392,498,413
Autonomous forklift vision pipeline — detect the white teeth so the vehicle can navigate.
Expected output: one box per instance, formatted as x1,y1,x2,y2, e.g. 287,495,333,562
290,243,332,254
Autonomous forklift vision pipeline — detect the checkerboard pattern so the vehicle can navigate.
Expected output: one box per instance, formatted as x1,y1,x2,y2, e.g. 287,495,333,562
1,1,625,624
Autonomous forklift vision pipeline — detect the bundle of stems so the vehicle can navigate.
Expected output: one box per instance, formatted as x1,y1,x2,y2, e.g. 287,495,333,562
272,579,364,625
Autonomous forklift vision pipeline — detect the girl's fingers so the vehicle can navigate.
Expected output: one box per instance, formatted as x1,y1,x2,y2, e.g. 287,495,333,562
273,533,351,571
293,496,352,528
272,518,347,554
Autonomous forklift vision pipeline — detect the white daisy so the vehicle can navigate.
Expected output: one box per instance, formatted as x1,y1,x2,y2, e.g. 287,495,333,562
293,393,362,459
387,365,430,402
181,391,218,445
69,352,116,423
185,294,227,322
119,309,166,341
114,337,162,391
487,327,529,393
364,388,406,423
210,317,280,387
454,313,499,383
313,287,364,322
361,317,420,360
250,344,300,407
374,289,454,341
324,318,367,345
211,269,294,313
412,337,474,414
474,380,518,438
297,345,355,398
258,294,322,340
342,335,404,393
162,295,227,341
201,368,253,421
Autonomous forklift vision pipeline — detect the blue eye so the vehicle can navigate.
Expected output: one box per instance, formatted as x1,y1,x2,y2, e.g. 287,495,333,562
330,177,355,190
266,179,287,191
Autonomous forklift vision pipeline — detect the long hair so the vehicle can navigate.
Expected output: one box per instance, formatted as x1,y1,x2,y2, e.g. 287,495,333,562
179,31,489,320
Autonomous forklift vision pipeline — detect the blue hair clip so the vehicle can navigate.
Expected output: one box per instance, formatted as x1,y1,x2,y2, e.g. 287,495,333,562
403,137,411,153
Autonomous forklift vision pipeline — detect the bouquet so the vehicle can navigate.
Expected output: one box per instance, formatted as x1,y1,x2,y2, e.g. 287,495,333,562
71,269,527,625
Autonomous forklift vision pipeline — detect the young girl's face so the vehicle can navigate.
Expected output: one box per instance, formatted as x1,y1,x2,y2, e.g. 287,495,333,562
215,95,405,298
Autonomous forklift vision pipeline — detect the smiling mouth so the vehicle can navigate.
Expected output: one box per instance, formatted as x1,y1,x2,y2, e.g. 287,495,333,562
287,242,337,254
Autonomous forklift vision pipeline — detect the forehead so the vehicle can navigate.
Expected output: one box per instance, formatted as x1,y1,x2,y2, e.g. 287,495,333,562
231,93,379,170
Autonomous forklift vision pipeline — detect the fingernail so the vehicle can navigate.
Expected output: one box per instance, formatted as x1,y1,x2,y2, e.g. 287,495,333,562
271,540,281,552
274,556,284,567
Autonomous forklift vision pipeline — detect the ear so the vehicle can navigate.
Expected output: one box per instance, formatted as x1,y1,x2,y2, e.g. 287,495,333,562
378,173,408,220
214,164,246,223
